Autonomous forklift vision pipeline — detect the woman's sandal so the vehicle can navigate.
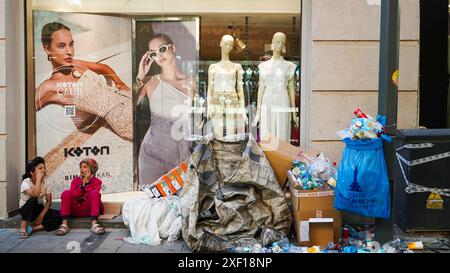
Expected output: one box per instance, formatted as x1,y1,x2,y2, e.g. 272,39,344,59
18,225,32,239
18,231,29,239
56,224,70,236
91,224,105,235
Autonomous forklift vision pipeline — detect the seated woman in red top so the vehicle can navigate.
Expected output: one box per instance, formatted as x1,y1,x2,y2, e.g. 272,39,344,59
57,158,105,236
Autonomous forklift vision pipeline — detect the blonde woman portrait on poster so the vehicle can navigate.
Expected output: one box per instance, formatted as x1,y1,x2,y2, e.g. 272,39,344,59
136,33,195,185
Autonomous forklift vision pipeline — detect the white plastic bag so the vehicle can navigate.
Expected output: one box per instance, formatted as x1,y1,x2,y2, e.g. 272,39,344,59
167,217,182,242
122,195,181,246
308,153,336,181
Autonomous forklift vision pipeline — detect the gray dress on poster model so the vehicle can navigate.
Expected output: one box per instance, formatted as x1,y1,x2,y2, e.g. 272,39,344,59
138,75,191,185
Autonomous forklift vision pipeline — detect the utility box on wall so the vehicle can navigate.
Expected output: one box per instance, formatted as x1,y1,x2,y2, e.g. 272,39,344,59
394,129,450,231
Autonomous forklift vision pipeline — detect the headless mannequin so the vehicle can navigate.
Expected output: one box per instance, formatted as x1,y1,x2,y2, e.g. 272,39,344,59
252,32,299,141
207,35,248,141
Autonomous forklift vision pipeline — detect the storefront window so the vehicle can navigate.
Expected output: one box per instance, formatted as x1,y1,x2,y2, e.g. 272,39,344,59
26,0,302,195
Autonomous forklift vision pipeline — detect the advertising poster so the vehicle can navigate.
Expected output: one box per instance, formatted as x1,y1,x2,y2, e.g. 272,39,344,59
33,11,134,196
134,18,199,187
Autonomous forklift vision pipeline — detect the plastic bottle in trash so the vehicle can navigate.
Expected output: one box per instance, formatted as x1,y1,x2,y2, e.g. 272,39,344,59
278,237,290,247
366,241,381,253
326,242,336,250
272,242,282,253
231,246,251,253
251,244,262,253
338,227,350,247
281,244,291,253
350,120,363,134
354,108,369,119
342,246,358,253
382,243,397,253
262,247,272,253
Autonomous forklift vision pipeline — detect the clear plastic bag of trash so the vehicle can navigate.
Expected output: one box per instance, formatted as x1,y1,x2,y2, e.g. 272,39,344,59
308,153,337,182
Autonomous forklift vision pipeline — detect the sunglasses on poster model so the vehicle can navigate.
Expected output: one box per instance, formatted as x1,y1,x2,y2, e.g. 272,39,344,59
148,44,173,61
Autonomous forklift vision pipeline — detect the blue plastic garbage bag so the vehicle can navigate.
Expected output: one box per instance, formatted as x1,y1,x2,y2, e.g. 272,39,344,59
334,138,391,219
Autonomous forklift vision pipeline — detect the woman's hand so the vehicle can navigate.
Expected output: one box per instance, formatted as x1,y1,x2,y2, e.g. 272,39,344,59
137,51,153,81
81,169,92,185
36,170,45,183
116,82,131,92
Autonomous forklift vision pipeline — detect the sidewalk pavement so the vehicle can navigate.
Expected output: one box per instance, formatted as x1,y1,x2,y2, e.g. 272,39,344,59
1,227,450,253
0,228,192,253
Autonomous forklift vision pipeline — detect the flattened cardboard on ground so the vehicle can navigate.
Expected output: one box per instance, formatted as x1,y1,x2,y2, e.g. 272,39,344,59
260,135,319,188
290,187,342,246
99,191,147,220
99,202,122,220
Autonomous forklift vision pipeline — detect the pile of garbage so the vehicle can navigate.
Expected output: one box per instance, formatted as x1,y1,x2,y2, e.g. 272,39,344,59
229,225,428,253
289,153,337,191
303,225,422,254
334,108,392,219
228,237,325,253
336,108,391,141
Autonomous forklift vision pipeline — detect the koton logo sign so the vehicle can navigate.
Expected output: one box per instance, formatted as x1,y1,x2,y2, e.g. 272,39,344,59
56,81,83,96
64,146,110,157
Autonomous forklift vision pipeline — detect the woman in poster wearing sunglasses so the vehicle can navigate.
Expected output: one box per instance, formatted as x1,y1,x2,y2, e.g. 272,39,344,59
136,33,194,185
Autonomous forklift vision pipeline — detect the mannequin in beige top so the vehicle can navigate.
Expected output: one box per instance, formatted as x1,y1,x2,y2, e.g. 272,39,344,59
207,35,247,141
252,32,299,142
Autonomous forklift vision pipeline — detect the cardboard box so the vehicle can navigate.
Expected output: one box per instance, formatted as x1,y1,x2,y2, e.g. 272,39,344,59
259,136,302,188
308,218,335,247
260,135,321,189
290,187,342,246
99,202,122,220
142,162,188,198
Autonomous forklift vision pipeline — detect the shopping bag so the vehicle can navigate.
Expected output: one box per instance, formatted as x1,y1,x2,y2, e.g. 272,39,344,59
334,138,391,219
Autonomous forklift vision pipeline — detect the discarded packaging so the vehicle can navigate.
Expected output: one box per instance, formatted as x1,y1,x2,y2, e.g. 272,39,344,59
408,241,424,250
336,108,390,141
289,152,337,191
307,246,321,253
141,162,188,198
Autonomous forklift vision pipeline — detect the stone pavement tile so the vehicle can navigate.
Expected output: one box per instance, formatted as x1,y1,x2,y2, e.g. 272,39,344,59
93,229,129,253
0,229,9,235
115,241,142,253
13,230,92,253
138,243,166,253
8,233,54,253
0,231,28,252
161,240,185,253
0,241,25,253
93,240,123,253
108,229,130,239
180,243,193,253
80,232,110,253
0,229,16,243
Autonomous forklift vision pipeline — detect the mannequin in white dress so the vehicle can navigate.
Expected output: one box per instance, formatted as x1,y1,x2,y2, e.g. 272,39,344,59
207,35,247,142
252,32,299,142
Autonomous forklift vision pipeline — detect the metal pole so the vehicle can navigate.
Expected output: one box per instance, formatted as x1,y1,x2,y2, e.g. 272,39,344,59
378,0,400,134
376,0,400,242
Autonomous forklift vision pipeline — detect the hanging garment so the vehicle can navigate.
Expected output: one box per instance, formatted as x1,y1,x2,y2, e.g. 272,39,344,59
180,135,291,252
258,58,296,142
122,195,182,246
208,63,247,142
